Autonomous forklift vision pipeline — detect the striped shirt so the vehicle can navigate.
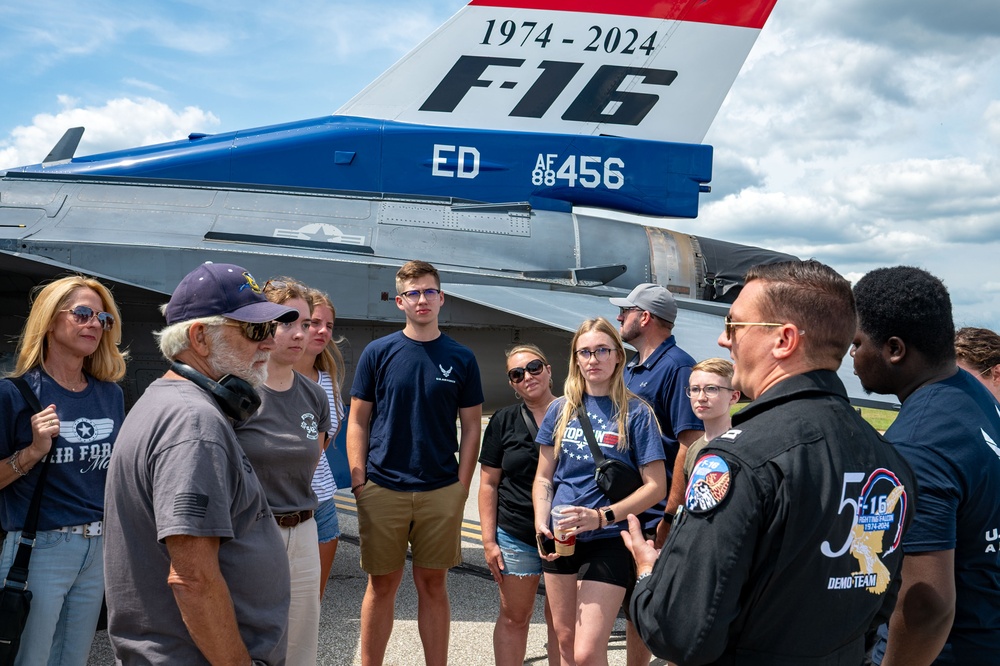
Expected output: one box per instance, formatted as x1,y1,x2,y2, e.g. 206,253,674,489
310,370,343,500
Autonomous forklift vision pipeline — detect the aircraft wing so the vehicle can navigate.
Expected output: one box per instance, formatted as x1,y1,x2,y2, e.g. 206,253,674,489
0,251,166,297
446,283,898,410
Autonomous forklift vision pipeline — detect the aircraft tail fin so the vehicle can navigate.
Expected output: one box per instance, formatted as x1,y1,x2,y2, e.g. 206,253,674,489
43,127,85,164
338,0,778,144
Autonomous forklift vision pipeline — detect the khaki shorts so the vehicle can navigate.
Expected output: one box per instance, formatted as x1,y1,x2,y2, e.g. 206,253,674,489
356,480,467,575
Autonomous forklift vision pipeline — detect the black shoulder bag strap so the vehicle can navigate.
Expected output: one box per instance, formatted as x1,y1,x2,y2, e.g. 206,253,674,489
576,405,607,465
3,377,53,591
519,404,539,441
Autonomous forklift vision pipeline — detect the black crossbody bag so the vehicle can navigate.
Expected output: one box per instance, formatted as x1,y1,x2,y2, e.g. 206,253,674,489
0,377,53,665
576,406,643,503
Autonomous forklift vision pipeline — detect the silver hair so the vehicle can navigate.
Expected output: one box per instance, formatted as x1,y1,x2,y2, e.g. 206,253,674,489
155,315,227,360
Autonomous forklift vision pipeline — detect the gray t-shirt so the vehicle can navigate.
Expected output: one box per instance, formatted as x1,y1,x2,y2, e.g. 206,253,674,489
683,433,710,482
236,372,331,514
104,379,290,665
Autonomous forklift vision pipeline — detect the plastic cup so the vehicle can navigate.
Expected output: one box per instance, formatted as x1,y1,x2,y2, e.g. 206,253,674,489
551,505,576,556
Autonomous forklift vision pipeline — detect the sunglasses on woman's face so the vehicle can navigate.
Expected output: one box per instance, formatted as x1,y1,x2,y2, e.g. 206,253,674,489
507,358,545,384
63,305,115,330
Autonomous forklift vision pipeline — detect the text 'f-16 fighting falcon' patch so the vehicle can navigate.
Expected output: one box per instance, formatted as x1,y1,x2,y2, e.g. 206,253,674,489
685,454,731,514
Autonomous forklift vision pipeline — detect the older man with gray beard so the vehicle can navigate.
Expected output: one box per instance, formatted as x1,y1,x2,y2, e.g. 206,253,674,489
103,262,296,666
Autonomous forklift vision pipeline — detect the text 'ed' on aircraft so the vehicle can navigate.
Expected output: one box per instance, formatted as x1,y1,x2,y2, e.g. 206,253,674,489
0,0,888,409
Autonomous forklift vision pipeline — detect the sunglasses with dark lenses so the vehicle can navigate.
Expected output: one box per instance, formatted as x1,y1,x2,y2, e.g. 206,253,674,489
507,358,545,383
227,320,278,342
63,306,115,330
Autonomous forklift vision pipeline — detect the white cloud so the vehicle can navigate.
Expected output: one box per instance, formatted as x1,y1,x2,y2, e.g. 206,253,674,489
987,101,1000,142
1,97,219,169
832,158,1000,222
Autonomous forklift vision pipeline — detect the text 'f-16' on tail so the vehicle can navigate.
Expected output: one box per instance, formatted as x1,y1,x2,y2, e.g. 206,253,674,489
339,0,778,144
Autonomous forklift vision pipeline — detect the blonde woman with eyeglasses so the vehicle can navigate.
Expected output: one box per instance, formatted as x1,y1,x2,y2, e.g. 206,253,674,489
532,317,666,666
0,275,126,666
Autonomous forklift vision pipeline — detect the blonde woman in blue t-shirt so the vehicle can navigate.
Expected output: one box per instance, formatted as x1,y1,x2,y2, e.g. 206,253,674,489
0,276,126,666
532,317,666,666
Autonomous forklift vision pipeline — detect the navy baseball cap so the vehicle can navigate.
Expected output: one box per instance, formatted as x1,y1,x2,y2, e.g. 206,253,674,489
609,283,678,324
165,263,297,325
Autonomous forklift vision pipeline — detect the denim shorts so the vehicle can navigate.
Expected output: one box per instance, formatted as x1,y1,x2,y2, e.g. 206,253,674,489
314,497,340,543
496,526,543,577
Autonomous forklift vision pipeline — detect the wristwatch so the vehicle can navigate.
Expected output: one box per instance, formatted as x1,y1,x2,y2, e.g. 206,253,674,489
601,506,615,525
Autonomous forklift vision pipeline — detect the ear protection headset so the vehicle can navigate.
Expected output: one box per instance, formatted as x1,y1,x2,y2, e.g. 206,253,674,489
170,361,261,421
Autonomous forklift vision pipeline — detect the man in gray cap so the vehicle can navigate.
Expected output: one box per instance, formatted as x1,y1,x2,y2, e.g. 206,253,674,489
610,283,703,666
104,262,296,665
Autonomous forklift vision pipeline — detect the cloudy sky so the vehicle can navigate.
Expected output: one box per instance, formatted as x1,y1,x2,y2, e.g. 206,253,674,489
2,0,999,329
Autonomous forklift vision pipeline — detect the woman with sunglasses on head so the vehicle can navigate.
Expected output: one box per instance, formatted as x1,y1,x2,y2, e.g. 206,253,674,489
533,317,666,666
293,286,346,600
235,279,331,665
0,276,126,666
478,344,559,666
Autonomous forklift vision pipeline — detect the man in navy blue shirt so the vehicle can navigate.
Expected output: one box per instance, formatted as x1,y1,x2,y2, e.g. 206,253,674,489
853,266,1000,665
610,284,703,541
347,260,483,666
610,283,703,666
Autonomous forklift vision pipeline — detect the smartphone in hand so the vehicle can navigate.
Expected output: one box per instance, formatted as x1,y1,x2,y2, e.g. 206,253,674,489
536,533,555,556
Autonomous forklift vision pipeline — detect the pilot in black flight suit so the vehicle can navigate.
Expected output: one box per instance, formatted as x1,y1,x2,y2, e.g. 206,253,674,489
624,260,916,666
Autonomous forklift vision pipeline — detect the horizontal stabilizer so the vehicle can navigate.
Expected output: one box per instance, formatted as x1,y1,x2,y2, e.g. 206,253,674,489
522,263,626,285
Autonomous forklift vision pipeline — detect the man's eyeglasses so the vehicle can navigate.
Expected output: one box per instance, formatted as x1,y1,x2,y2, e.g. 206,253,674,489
686,384,735,398
575,347,615,361
724,314,785,340
63,306,115,330
225,320,278,342
507,359,545,383
618,306,642,317
398,288,441,302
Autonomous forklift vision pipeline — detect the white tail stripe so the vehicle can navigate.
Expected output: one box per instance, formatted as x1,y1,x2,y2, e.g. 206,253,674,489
339,4,768,143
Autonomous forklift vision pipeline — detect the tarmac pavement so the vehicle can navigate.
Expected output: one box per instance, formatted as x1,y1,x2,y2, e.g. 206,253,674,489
87,463,658,665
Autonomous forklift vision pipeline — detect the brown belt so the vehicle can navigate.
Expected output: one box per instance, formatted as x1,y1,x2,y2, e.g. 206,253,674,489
274,510,313,528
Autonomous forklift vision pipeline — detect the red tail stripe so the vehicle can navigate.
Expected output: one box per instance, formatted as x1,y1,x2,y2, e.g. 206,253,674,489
469,0,778,29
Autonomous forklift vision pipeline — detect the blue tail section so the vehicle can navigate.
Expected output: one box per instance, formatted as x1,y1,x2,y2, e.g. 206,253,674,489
14,116,710,217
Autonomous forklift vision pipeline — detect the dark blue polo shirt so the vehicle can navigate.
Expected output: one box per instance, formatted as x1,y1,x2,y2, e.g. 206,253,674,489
625,335,703,473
